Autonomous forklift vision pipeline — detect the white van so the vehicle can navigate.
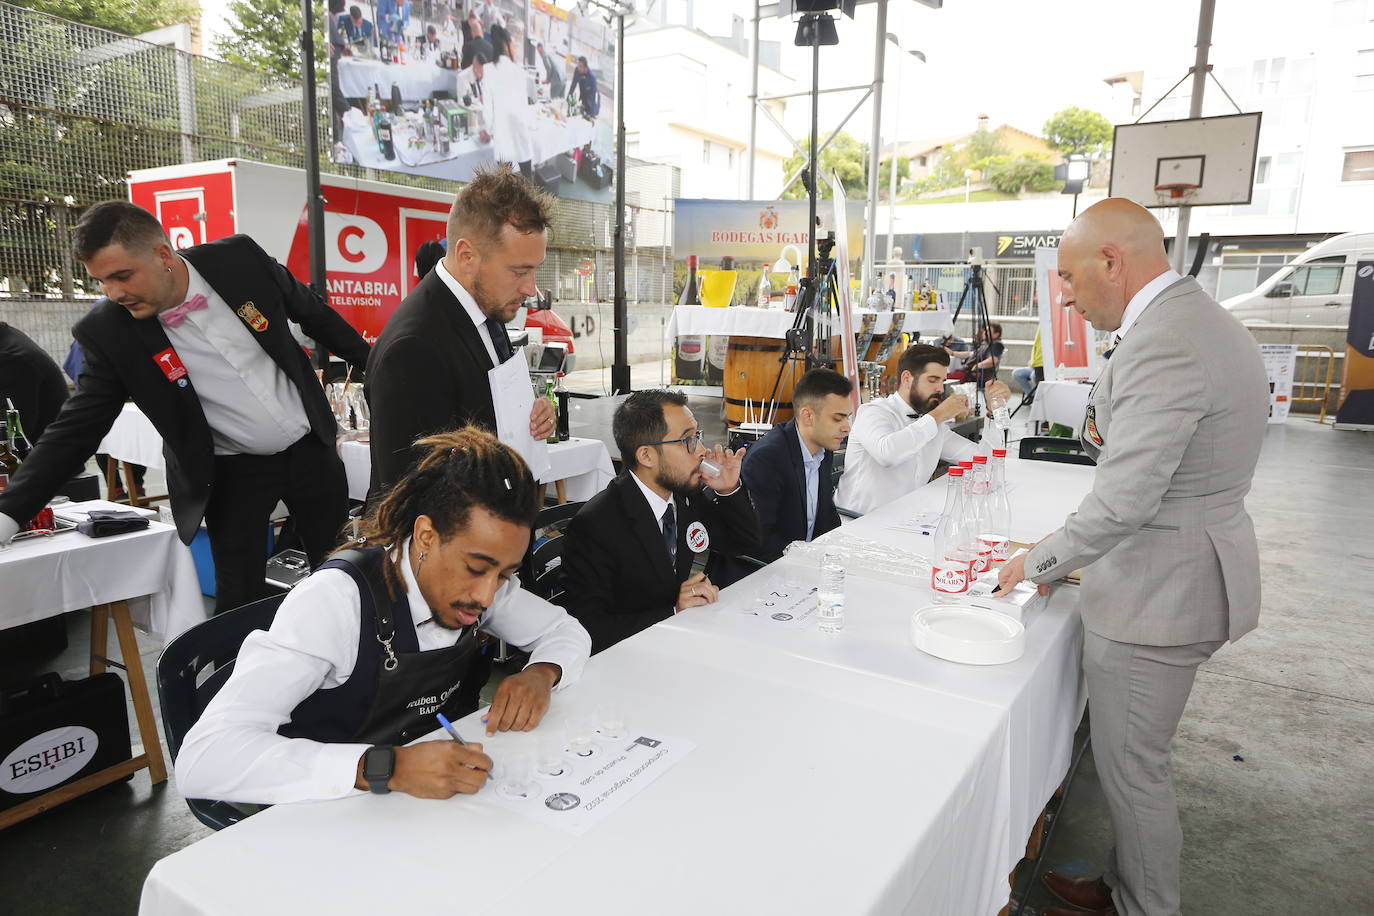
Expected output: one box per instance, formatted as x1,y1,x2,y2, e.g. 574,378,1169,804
1221,231,1374,325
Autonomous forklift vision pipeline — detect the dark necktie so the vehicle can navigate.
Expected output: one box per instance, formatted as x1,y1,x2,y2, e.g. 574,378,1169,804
484,316,512,363
662,503,677,566
1103,333,1122,360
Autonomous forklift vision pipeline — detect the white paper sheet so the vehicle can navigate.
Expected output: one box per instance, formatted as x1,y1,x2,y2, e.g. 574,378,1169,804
739,576,821,628
488,346,552,481
481,725,695,836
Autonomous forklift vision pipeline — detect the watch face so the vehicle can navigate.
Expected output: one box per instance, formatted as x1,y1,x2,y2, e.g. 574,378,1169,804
365,746,395,785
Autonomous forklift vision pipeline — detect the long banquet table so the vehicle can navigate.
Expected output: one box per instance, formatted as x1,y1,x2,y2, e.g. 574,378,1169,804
139,456,1093,916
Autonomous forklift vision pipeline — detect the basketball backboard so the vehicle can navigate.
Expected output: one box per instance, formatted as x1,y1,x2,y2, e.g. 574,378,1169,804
1108,112,1262,208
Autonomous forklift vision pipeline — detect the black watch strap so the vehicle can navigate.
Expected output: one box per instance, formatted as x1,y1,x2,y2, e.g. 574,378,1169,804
363,745,395,794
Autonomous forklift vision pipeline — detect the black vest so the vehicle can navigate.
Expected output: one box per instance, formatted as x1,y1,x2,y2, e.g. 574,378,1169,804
278,547,492,747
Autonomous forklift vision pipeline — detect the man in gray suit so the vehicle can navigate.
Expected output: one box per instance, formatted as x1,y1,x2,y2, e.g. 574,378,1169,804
996,199,1268,916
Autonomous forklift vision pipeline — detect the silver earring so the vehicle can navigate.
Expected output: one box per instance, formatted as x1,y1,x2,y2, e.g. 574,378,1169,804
416,551,427,576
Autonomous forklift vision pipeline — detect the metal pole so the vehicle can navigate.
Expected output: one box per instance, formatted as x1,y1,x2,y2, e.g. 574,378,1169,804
612,11,630,394
1172,0,1215,274
863,0,889,294
746,0,760,199
887,52,901,261
807,35,820,278
300,0,328,369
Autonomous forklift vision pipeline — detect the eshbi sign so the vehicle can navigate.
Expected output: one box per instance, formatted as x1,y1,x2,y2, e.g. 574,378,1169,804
2,726,99,794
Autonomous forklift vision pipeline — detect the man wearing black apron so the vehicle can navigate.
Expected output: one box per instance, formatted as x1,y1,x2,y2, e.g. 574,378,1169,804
176,429,591,805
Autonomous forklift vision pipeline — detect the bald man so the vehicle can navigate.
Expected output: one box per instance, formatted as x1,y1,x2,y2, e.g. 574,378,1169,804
997,199,1267,916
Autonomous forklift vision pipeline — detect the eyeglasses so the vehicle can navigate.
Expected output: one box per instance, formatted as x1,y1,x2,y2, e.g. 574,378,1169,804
650,430,703,453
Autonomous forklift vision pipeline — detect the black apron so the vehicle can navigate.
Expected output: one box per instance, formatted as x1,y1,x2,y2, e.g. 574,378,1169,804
279,547,494,747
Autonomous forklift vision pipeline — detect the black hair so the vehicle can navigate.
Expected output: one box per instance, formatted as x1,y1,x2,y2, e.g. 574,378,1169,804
350,426,540,595
897,343,950,380
613,388,689,468
792,368,852,410
414,240,444,279
349,5,361,16
71,200,167,261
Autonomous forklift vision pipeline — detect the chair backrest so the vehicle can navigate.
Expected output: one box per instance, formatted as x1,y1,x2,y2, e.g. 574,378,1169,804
1017,436,1097,466
520,501,584,598
156,593,286,763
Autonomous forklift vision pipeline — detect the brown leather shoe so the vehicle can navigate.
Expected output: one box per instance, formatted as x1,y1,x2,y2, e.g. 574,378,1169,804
1041,871,1114,910
1041,908,1116,916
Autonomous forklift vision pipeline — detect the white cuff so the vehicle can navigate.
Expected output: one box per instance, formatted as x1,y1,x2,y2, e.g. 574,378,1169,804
0,514,20,545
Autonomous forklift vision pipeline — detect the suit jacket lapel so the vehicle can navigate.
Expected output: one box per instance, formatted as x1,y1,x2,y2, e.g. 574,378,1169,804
616,474,677,586
782,421,809,529
423,271,495,372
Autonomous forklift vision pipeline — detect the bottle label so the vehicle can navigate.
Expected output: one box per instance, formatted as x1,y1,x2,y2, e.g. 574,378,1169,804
932,564,968,594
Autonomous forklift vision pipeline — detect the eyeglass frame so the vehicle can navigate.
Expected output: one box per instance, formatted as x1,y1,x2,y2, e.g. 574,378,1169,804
648,430,704,453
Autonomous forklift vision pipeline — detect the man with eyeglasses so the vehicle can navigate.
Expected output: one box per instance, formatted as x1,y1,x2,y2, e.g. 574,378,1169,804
558,389,761,654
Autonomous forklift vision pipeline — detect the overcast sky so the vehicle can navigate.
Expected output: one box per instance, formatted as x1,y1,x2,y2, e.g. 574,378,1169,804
199,0,1319,143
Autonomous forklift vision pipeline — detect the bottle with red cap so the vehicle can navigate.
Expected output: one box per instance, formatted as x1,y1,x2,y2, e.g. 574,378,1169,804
931,466,973,602
985,448,1012,565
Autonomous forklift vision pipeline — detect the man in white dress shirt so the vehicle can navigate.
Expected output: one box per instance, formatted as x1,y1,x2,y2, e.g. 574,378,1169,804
177,428,591,805
835,344,1010,515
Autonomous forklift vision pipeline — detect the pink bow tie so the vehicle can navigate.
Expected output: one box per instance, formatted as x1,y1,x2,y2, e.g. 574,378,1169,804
160,293,208,329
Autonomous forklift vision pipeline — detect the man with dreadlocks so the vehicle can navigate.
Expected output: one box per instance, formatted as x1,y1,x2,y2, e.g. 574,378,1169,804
176,427,590,805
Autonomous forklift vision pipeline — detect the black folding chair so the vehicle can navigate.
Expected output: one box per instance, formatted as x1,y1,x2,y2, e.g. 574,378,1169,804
519,501,584,602
1018,436,1097,466
156,593,286,831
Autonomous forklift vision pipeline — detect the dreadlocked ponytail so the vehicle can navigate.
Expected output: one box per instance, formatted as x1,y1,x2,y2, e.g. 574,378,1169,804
346,426,541,595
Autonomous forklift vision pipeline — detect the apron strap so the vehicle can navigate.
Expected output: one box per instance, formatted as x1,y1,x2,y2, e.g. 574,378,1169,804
329,547,401,671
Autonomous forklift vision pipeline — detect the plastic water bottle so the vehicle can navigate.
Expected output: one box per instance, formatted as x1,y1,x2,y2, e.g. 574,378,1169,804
817,552,845,633
985,449,1013,566
931,467,972,603
967,456,995,576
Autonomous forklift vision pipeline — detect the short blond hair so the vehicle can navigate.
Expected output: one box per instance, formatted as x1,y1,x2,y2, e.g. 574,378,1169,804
447,164,555,253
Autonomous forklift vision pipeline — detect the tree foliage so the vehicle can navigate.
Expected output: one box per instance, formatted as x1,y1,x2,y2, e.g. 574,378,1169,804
781,131,869,200
979,152,1056,194
877,155,909,197
216,0,326,84
17,0,197,35
1042,106,1113,156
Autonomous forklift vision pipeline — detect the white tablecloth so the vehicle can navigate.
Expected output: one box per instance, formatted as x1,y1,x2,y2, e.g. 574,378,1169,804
1029,380,1094,435
1,500,206,641
666,306,953,340
339,437,616,503
337,57,452,100
138,457,1094,916
98,403,165,469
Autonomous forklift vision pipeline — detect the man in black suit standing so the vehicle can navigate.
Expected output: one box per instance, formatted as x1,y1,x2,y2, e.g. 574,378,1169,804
366,165,554,497
715,368,853,586
558,389,761,654
0,201,370,612
0,322,69,443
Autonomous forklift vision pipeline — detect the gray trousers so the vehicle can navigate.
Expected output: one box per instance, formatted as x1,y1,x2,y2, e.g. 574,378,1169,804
1083,630,1224,916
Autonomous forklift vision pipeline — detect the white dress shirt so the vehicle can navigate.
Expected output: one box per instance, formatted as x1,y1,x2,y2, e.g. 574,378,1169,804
1116,268,1182,342
796,426,825,540
174,539,590,805
834,393,977,516
433,259,501,365
629,469,677,541
162,257,311,455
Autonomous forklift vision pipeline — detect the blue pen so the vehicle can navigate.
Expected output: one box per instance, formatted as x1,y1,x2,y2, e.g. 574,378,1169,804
436,713,467,746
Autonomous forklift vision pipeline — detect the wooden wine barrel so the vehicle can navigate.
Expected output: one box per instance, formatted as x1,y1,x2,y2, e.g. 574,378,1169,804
723,336,805,425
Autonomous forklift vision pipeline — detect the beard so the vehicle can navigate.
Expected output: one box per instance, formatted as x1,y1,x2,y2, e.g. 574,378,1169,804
654,464,699,498
905,389,942,416
471,273,524,323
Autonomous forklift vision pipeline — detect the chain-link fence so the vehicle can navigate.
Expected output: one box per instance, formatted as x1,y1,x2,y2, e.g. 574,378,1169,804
0,1,677,370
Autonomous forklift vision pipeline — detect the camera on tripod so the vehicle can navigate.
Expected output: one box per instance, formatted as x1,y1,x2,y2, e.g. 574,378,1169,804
967,246,985,267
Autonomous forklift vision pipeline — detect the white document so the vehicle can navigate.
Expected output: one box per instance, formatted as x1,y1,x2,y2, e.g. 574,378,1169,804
739,575,820,628
487,346,552,481
480,726,695,836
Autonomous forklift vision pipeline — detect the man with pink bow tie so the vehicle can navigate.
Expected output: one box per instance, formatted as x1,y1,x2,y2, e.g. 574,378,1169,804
0,201,370,612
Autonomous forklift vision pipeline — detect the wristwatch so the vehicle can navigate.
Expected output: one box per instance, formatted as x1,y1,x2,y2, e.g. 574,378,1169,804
362,745,395,794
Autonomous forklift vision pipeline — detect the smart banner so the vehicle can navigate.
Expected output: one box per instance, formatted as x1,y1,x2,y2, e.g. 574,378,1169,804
1259,343,1297,423
329,0,615,203
1334,260,1374,429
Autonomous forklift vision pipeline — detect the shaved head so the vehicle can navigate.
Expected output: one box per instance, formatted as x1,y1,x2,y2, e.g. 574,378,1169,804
1056,198,1172,332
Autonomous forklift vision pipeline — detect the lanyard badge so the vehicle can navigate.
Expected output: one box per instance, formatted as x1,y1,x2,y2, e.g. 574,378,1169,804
153,347,190,387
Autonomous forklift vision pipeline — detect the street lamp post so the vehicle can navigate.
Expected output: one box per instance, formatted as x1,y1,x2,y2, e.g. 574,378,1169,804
960,168,973,256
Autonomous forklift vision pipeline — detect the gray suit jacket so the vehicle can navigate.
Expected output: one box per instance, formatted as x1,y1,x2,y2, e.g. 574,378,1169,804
1026,276,1269,646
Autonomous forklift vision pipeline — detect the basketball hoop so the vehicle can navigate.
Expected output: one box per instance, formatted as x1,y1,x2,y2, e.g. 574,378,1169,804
1154,183,1199,206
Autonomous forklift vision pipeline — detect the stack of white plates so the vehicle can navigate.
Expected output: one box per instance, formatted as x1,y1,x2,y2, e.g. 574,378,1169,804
910,604,1026,665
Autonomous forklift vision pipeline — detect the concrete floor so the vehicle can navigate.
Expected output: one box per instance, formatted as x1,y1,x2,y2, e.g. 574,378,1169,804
0,389,1370,915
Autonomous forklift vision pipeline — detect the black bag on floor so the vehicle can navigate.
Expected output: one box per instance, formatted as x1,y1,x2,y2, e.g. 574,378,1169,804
0,672,132,812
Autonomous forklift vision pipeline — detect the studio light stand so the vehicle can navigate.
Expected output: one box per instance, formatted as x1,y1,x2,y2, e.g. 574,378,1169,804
948,248,998,422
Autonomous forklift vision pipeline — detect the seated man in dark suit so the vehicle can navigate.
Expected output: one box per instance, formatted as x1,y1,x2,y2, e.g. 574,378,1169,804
716,368,853,586
558,389,761,654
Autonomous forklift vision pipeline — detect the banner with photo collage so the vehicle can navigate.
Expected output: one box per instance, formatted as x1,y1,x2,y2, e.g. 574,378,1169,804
327,0,616,203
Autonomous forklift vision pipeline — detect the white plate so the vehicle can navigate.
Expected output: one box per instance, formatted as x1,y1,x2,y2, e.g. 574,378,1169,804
910,604,1026,665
